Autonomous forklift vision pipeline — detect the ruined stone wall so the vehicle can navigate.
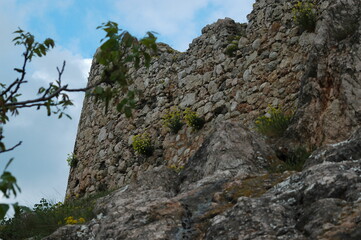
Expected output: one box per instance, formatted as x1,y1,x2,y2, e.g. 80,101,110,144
66,0,361,198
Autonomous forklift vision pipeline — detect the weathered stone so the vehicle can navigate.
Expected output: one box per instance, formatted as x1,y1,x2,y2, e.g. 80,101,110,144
47,120,361,240
252,38,262,50
179,92,196,108
180,121,277,185
56,1,361,238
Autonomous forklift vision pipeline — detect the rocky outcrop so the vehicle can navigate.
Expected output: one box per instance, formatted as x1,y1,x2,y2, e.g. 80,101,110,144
284,0,361,146
52,0,361,238
46,124,361,239
66,0,361,199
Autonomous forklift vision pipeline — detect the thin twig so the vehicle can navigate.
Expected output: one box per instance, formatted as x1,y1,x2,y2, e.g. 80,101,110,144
3,49,30,101
0,141,22,153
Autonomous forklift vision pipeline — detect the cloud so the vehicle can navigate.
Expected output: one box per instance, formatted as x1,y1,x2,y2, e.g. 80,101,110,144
110,0,255,51
0,0,91,213
2,47,91,213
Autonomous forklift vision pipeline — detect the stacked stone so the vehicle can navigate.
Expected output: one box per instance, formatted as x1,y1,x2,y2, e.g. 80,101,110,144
66,0,361,198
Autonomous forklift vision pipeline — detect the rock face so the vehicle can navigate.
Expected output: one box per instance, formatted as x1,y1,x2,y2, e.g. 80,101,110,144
66,0,361,199
54,0,361,238
46,123,361,239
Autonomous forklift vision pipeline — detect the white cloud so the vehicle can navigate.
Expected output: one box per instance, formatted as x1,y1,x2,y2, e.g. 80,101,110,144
0,0,91,213
110,0,255,51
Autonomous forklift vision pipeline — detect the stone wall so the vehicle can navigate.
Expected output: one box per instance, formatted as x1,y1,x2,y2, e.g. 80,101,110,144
66,0,361,198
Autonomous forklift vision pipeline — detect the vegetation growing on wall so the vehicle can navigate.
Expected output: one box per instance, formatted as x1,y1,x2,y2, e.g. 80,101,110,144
132,133,154,157
162,107,184,134
255,105,293,138
183,108,205,131
292,0,317,32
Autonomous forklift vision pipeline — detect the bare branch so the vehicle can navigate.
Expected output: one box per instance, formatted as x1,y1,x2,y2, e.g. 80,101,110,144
2,49,30,101
0,141,22,154
5,85,68,108
56,61,66,86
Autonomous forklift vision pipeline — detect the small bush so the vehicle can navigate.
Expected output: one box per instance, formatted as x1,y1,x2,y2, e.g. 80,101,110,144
224,43,238,57
292,0,317,32
162,107,184,134
224,35,240,57
183,108,205,131
269,146,312,173
66,153,78,167
0,192,108,240
168,164,184,173
132,133,154,157
255,105,293,138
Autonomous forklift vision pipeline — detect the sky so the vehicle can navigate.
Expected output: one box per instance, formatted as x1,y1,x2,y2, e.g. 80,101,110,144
0,0,255,215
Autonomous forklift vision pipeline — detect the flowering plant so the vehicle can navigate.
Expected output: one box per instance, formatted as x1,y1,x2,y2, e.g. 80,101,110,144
132,133,154,157
183,108,205,131
292,0,317,32
162,107,184,134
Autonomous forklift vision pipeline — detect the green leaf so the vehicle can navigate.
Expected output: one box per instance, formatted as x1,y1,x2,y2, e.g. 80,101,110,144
46,103,51,116
0,204,9,220
38,87,46,94
94,86,104,95
116,98,128,112
143,52,151,68
4,158,14,171
13,68,24,73
44,38,55,48
124,106,132,117
0,142,5,151
13,28,24,34
0,171,20,198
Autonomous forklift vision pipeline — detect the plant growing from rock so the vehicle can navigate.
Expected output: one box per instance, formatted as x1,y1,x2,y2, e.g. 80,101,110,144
255,105,293,138
162,107,184,134
0,192,109,239
292,0,317,32
132,133,154,157
224,35,241,57
168,164,185,173
66,153,78,167
269,146,312,173
183,108,205,131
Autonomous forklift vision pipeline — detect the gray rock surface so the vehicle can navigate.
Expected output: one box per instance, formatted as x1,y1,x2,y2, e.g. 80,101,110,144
47,0,361,239
180,121,277,186
45,126,361,239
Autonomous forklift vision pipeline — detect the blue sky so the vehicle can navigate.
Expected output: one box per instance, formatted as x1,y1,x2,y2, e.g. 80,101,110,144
1,0,255,214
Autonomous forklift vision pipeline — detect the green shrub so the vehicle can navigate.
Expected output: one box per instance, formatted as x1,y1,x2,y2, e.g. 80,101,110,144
292,0,317,32
255,105,293,138
224,43,238,57
0,192,109,240
183,108,205,131
168,164,184,173
224,35,240,57
66,153,78,167
269,146,312,173
162,107,184,134
132,133,154,157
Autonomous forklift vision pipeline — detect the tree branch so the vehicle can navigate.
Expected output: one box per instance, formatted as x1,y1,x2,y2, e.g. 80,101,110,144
5,85,68,108
2,49,30,101
0,141,22,154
